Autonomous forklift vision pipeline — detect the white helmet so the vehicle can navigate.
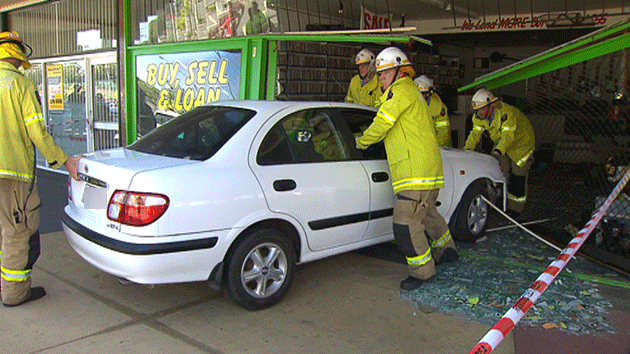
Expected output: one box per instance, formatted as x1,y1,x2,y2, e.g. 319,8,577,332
355,48,375,66
375,47,411,72
471,88,499,110
355,48,376,76
414,75,433,93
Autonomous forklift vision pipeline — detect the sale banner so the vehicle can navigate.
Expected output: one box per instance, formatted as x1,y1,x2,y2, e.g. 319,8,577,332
361,6,391,30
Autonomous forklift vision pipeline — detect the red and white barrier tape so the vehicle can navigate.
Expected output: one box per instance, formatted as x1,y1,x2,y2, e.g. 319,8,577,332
470,167,630,354
49,119,87,128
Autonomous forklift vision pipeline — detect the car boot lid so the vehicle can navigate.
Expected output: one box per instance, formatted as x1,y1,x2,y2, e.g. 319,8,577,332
82,148,197,172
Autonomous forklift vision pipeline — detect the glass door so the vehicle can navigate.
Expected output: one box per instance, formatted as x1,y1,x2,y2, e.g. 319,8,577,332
89,56,119,151
33,53,118,169
39,59,88,168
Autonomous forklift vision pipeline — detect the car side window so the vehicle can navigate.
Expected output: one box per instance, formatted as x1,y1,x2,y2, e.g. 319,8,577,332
340,108,387,160
257,109,348,165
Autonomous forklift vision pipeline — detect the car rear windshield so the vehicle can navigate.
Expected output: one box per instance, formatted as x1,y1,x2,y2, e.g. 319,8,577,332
129,106,256,160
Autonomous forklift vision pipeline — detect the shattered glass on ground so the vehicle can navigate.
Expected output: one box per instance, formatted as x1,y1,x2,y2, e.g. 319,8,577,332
400,227,630,336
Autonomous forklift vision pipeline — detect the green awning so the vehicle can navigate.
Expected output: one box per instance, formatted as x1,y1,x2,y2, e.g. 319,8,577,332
459,18,630,93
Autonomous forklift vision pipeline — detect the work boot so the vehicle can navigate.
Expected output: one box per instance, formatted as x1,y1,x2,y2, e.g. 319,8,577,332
400,276,426,291
436,248,459,265
3,287,46,307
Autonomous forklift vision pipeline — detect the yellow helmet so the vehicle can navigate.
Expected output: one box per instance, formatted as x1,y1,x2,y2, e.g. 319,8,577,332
0,31,32,69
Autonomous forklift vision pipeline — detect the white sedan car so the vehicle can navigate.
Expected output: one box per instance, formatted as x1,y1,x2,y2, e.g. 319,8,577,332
62,100,505,310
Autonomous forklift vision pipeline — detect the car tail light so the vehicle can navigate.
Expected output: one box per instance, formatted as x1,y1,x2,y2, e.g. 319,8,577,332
107,190,169,226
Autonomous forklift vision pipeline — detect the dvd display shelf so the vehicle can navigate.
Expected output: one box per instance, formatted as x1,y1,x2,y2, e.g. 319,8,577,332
276,41,362,101
275,41,463,101
414,53,464,89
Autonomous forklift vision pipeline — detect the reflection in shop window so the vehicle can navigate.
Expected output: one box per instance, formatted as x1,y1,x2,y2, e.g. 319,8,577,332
132,0,279,45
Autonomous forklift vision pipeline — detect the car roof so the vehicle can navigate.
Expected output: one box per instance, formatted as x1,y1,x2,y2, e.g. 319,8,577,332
201,100,378,114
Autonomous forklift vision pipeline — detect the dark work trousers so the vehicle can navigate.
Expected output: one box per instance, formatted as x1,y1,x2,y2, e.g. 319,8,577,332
393,189,456,280
499,154,534,214
0,178,41,305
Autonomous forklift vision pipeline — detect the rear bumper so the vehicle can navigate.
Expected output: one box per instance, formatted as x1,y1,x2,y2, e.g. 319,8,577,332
62,211,218,255
62,209,223,284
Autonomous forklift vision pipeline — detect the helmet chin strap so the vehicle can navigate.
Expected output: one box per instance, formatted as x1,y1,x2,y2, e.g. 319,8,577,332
382,67,401,90
358,67,367,80
392,66,402,85
483,106,495,121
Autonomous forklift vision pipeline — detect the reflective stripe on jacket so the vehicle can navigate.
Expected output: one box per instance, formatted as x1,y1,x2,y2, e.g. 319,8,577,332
0,61,68,182
426,92,452,147
357,76,444,193
345,74,383,107
464,102,535,167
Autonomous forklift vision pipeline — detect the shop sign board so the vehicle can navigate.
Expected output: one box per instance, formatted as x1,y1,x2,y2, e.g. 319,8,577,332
136,50,242,115
460,12,609,32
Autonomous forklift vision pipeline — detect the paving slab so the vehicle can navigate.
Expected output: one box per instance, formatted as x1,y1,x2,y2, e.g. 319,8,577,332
35,323,210,354
0,272,131,353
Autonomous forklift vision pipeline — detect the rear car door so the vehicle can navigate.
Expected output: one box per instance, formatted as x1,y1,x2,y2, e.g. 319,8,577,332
250,107,371,251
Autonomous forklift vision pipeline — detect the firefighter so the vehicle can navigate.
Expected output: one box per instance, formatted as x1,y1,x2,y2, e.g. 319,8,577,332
464,88,535,217
245,1,269,35
310,114,341,161
414,75,452,147
0,31,81,306
356,47,458,291
345,48,383,107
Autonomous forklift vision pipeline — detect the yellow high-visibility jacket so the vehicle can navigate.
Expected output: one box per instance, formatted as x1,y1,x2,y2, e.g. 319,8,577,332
345,73,382,107
426,92,452,147
0,61,68,182
313,131,341,161
464,101,535,167
357,76,444,193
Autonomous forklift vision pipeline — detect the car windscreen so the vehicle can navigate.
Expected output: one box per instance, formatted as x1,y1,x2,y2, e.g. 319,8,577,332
128,106,256,160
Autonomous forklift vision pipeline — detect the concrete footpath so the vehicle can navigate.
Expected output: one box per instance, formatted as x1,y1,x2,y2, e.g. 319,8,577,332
3,230,517,354
1,169,627,353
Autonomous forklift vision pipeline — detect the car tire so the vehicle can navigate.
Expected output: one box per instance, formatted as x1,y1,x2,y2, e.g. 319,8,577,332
449,181,490,242
225,228,296,310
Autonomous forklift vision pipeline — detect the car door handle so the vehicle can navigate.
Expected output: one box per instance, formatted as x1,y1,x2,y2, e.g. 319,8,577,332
273,179,297,191
371,172,389,183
